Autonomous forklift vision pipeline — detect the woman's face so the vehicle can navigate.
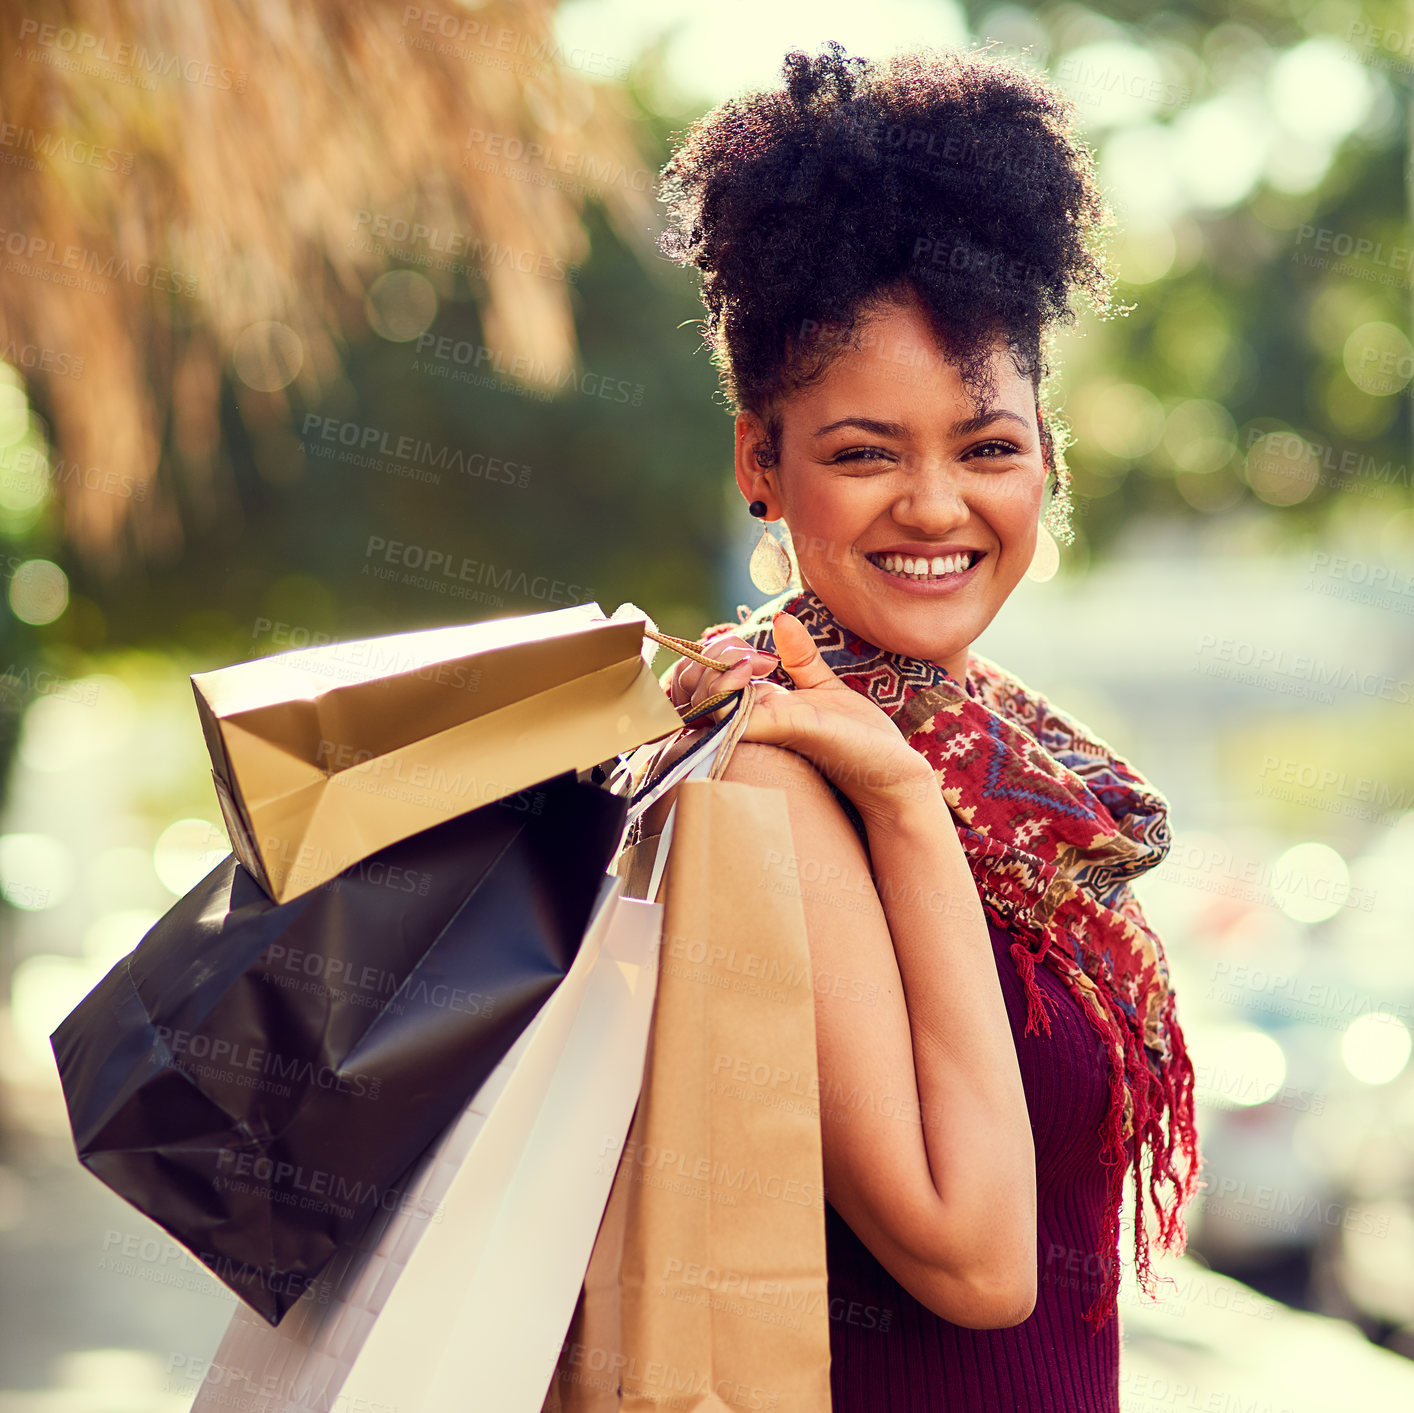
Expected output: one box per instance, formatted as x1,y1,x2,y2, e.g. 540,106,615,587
734,295,1047,682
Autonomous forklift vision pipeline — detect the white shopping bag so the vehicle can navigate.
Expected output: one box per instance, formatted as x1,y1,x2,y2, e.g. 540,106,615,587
189,869,662,1413
341,722,742,1411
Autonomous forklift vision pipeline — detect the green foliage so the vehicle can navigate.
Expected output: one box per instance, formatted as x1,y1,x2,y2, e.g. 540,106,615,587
23,5,1414,670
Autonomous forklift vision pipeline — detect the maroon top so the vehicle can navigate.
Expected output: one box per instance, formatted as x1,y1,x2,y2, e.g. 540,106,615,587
825,919,1120,1411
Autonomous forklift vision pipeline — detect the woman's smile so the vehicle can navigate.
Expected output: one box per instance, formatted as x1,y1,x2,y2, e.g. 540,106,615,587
733,296,1046,680
863,546,988,595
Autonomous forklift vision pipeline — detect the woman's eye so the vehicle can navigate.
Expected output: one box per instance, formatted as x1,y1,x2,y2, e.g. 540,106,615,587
968,439,1022,460
830,447,893,466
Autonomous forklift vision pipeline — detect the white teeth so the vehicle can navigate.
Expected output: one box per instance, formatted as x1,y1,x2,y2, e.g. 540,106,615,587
872,551,974,579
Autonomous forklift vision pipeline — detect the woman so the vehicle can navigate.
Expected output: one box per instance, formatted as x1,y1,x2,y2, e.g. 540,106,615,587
644,42,1202,1411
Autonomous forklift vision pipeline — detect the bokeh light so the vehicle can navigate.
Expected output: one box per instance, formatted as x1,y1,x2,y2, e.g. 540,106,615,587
1266,37,1374,146
152,818,229,896
1244,430,1319,507
233,321,305,392
0,833,73,911
1195,1024,1288,1109
1341,1015,1412,1086
8,559,69,625
1270,842,1350,925
1343,322,1413,398
8,954,98,1066
365,270,439,343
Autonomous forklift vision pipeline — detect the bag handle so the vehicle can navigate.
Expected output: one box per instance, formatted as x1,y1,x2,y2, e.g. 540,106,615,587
641,677,758,902
642,624,748,723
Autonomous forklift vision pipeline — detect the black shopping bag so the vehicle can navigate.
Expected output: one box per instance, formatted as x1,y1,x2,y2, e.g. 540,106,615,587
51,770,627,1324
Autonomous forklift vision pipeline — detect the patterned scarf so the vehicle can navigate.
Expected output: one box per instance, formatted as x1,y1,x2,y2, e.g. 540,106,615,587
697,584,1201,1328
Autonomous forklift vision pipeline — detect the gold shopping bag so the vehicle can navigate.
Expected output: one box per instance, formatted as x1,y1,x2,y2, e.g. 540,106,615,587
192,601,684,902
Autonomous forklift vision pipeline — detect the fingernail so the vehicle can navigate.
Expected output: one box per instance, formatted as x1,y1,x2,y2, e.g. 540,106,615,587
756,651,781,662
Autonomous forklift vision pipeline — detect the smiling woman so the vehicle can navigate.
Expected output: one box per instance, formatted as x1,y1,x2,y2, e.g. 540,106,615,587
729,302,1051,683
648,40,1203,1412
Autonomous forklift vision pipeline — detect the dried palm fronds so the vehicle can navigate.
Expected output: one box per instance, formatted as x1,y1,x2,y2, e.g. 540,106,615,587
0,0,658,569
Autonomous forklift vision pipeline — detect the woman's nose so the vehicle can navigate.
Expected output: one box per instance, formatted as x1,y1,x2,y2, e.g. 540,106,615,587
889,454,969,527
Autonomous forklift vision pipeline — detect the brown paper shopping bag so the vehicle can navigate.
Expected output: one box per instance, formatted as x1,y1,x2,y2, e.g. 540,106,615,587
549,685,833,1413
192,602,684,902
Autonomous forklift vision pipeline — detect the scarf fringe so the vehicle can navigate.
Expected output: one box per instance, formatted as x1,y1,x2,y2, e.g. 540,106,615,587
1075,981,1202,1331
1007,940,1057,1037
987,902,1201,1332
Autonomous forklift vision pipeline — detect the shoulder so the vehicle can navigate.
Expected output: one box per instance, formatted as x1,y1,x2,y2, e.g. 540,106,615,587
718,743,871,852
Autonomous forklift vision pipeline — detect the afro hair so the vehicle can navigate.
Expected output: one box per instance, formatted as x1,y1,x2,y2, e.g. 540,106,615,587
658,41,1119,528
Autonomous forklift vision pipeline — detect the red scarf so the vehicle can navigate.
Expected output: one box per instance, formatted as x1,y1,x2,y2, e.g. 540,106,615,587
699,585,1201,1328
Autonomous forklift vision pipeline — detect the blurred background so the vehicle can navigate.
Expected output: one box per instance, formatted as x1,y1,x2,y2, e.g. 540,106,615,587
0,0,1410,1408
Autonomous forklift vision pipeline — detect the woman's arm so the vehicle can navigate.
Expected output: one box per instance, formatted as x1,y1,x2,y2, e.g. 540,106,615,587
719,740,1037,1329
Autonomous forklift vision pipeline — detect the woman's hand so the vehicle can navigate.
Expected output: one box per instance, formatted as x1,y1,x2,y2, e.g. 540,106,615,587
736,612,938,833
667,631,781,718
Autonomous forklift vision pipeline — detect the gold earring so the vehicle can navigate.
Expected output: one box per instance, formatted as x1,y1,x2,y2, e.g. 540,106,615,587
747,500,792,595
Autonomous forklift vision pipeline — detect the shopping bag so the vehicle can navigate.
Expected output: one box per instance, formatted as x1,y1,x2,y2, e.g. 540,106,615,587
193,600,683,901
188,869,663,1413
185,715,742,1413
52,770,626,1324
548,685,834,1412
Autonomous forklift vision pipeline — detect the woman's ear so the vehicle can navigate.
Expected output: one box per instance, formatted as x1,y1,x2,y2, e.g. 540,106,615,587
733,410,778,511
